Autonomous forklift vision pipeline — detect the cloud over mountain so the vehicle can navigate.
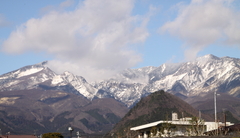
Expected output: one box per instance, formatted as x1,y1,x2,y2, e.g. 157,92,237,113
1,0,149,82
161,0,240,60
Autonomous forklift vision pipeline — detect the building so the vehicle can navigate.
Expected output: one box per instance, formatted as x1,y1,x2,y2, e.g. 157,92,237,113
224,123,240,136
0,135,37,138
204,123,240,136
130,113,234,138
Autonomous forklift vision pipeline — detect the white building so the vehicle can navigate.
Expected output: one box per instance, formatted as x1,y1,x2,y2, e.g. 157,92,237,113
130,113,234,138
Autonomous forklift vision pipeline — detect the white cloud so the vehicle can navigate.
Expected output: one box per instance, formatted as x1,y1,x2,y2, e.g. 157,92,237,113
59,0,74,8
161,0,240,60
40,0,75,14
1,0,149,82
0,14,10,27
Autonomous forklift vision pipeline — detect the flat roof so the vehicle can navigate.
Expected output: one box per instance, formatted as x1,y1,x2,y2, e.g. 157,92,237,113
130,120,193,131
0,135,37,138
130,120,164,131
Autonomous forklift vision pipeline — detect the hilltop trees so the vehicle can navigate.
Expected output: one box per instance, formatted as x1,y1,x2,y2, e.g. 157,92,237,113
42,132,64,138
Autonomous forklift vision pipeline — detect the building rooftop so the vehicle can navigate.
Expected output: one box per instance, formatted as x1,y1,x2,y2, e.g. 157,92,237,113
130,119,194,131
0,135,37,138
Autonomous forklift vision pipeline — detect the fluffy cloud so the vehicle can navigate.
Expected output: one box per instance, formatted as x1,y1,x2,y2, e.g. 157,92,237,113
0,14,10,27
1,0,149,82
161,0,240,60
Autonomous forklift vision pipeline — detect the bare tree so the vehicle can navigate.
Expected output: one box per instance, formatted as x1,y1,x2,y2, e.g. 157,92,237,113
158,122,176,137
189,116,205,136
150,126,158,137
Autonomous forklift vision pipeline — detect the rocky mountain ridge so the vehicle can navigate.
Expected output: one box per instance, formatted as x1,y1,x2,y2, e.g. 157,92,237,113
1,54,240,107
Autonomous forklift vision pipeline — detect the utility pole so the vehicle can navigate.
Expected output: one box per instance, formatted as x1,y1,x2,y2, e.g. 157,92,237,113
222,109,226,129
199,110,201,119
68,126,74,138
214,91,217,122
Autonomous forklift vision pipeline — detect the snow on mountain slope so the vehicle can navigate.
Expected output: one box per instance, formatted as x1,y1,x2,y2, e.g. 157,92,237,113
0,62,97,99
95,54,240,106
0,62,53,91
57,71,98,99
146,55,240,96
0,54,240,107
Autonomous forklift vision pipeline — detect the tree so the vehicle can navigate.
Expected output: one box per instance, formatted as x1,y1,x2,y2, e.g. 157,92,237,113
188,116,205,136
42,132,64,138
150,126,158,137
158,122,176,137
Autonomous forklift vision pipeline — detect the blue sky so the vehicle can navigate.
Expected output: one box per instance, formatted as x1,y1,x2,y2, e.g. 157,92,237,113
0,0,240,82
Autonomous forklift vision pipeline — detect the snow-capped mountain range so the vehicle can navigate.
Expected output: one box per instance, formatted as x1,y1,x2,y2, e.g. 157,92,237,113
1,54,240,107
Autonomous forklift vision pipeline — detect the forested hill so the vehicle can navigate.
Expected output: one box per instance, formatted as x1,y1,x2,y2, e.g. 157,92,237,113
108,90,213,137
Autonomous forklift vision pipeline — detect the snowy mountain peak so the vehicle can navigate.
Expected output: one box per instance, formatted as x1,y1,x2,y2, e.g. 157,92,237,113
0,54,240,107
196,54,220,62
62,71,72,76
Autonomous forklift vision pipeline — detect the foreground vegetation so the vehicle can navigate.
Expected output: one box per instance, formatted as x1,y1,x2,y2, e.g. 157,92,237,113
42,132,64,138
